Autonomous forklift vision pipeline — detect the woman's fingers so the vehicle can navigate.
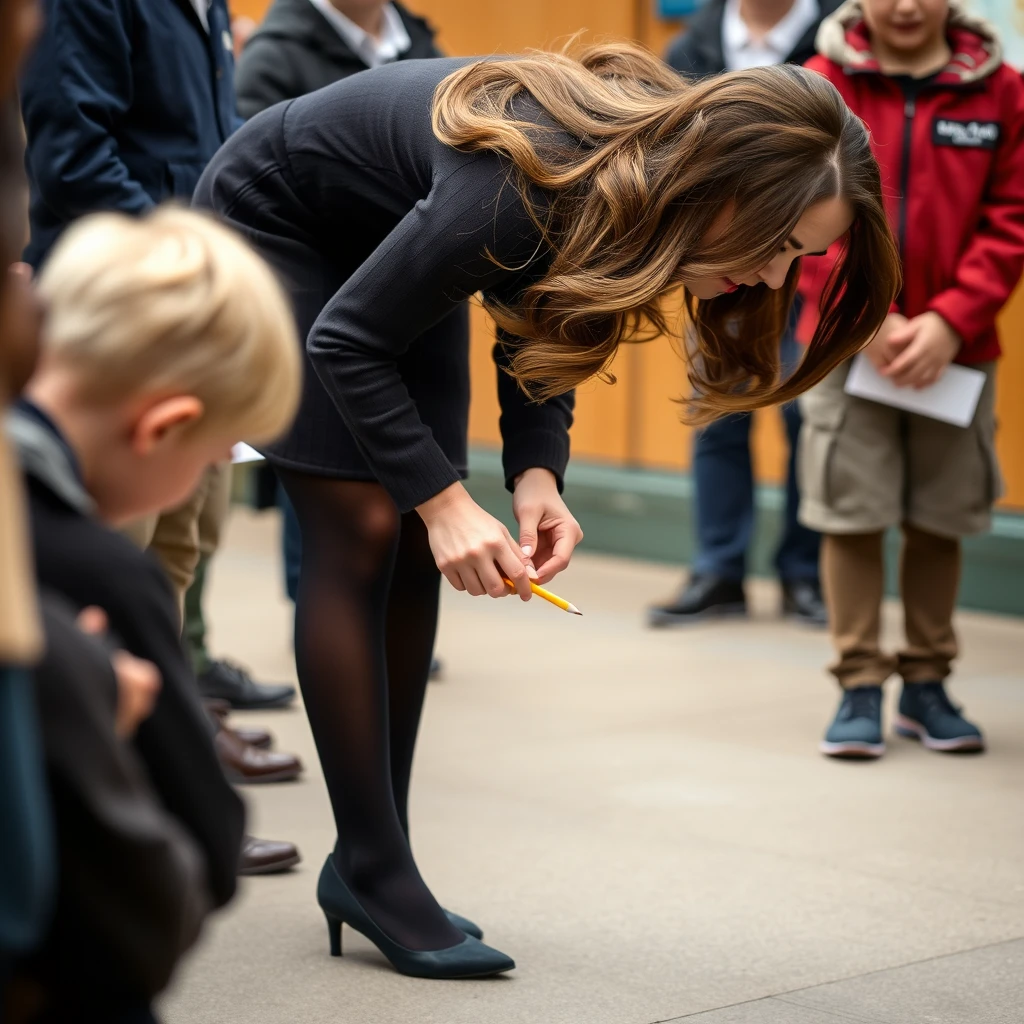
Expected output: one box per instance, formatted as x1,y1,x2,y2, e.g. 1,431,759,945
535,523,584,583
498,529,531,599
460,566,487,597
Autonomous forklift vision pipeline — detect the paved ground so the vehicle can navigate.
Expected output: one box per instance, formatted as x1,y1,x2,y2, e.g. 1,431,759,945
161,509,1024,1024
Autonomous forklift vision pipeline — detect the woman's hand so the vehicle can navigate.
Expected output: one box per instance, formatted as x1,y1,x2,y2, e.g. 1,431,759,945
417,482,533,600
512,468,583,584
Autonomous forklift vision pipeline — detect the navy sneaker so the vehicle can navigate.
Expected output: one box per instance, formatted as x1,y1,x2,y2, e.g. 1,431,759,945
820,685,885,759
895,681,985,753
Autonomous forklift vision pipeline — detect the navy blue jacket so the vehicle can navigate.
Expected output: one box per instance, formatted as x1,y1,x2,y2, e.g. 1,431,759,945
20,0,240,268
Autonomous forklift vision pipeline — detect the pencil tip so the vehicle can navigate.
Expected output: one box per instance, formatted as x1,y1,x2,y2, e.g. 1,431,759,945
568,604,582,616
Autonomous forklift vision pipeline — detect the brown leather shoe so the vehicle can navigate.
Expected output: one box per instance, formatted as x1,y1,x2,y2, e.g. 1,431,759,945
214,725,303,784
239,835,301,876
233,725,273,750
206,700,273,750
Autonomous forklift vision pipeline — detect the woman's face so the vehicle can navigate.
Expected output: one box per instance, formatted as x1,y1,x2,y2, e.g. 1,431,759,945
681,196,854,300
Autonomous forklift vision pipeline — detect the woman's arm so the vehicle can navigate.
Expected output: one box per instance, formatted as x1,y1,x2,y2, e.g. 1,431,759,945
305,155,547,513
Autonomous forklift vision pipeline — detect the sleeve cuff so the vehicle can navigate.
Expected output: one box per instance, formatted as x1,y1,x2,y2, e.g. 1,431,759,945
501,428,570,495
926,293,974,344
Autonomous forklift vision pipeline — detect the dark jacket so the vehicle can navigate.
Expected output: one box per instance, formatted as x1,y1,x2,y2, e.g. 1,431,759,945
8,402,245,914
665,0,842,77
26,593,208,1010
235,0,441,119
797,0,1024,362
20,0,241,268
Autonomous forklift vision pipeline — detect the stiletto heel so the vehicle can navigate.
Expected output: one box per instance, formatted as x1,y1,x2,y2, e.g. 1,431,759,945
325,912,342,957
316,856,514,979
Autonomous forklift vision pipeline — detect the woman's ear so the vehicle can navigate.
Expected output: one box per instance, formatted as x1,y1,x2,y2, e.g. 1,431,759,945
131,395,204,455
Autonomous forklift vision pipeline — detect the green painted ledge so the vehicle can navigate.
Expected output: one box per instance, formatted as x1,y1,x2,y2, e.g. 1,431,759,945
463,447,1024,619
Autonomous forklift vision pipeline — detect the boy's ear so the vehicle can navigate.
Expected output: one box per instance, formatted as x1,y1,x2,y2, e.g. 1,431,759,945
131,395,204,454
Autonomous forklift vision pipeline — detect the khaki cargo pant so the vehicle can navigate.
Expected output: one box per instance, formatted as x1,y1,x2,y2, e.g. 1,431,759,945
797,361,1000,688
122,462,232,620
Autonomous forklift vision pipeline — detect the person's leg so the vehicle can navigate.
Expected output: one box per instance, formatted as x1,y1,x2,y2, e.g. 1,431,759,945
692,411,755,581
142,469,209,618
186,463,295,709
777,396,823,584
897,523,960,684
893,525,983,751
649,411,752,624
279,469,463,951
819,531,893,758
821,531,894,690
277,477,302,604
385,511,440,839
775,314,824,621
182,463,232,675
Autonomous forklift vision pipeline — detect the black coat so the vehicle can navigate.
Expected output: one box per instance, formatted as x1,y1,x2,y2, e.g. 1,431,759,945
9,403,245,917
235,0,441,119
26,593,208,1010
20,0,241,268
665,0,843,77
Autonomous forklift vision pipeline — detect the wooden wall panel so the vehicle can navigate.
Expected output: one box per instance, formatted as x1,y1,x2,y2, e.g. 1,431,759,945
995,283,1024,508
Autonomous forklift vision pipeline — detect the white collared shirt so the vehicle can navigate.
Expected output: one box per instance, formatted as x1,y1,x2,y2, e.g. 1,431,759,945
306,0,412,68
721,0,820,71
189,0,210,32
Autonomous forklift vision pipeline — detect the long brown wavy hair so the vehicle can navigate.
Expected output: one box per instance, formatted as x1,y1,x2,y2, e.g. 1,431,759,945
432,43,900,422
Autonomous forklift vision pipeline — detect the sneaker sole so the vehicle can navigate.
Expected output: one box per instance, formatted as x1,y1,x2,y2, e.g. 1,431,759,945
894,716,985,753
647,602,747,628
819,739,885,759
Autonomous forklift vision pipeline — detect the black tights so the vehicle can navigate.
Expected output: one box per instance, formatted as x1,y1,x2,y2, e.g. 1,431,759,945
279,471,464,950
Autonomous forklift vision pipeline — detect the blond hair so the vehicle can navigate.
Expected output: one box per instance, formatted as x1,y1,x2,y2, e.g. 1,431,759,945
433,45,899,421
37,206,300,445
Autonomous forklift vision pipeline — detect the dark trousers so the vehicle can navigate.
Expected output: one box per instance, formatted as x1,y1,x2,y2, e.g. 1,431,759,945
279,482,301,604
691,312,820,584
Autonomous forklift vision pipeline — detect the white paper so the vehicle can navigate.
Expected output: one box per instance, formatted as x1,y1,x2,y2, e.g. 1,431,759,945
844,353,985,428
231,442,265,464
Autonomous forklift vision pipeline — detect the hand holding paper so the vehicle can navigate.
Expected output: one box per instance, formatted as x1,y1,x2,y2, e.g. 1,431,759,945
882,312,961,389
845,352,985,428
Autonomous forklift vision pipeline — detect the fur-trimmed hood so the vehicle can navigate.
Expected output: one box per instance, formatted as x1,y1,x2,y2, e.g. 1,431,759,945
816,0,1003,83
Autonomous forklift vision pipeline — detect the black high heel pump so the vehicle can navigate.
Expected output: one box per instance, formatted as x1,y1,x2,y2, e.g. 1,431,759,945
317,856,515,980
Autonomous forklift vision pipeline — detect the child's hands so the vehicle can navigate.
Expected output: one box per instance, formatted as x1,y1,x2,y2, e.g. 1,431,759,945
77,606,163,738
863,312,910,372
882,312,961,389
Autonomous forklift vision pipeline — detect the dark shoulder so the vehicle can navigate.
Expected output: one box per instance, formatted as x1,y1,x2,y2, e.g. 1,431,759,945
665,0,727,76
394,2,442,57
26,479,179,644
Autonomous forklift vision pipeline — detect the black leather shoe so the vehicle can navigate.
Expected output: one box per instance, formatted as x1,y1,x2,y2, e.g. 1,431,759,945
318,856,514,978
648,575,747,627
198,659,296,710
782,579,828,627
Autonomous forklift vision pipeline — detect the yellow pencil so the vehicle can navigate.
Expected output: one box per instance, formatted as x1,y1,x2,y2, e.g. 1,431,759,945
502,577,582,616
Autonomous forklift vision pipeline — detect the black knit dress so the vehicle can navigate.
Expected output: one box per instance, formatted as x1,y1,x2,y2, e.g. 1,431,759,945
194,56,574,513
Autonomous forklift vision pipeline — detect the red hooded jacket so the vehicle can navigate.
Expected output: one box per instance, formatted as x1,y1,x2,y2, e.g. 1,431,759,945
796,0,1024,363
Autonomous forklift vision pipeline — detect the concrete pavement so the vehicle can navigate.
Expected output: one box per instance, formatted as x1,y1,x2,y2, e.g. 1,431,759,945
160,509,1024,1024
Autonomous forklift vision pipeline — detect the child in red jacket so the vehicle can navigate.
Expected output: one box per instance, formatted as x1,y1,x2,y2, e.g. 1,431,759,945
796,0,1024,758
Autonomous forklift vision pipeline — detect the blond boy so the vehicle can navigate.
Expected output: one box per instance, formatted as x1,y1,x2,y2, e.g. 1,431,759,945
10,207,301,959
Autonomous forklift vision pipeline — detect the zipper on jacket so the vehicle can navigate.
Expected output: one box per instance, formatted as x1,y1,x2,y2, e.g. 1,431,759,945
897,97,915,259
